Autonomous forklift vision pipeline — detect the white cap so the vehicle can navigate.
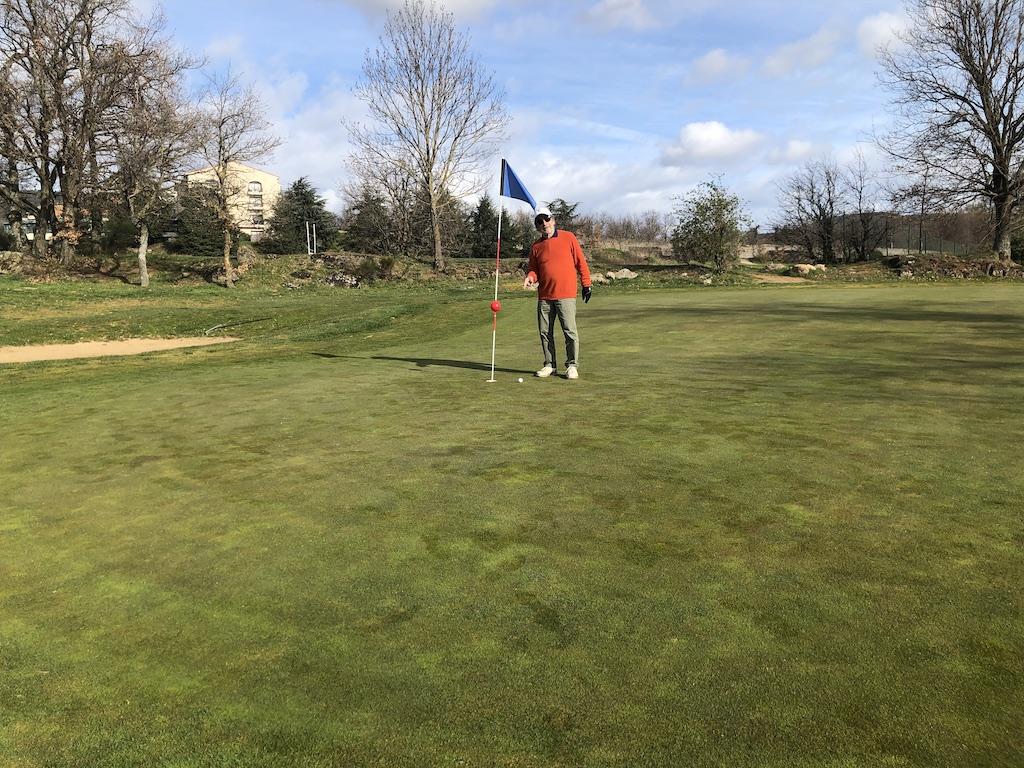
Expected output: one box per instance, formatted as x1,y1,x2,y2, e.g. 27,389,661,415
534,205,552,219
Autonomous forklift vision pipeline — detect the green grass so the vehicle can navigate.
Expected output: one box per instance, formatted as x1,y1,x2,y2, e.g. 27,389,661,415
1,276,1022,767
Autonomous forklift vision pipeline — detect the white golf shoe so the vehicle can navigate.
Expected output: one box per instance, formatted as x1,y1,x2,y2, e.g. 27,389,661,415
566,365,579,380
535,365,555,378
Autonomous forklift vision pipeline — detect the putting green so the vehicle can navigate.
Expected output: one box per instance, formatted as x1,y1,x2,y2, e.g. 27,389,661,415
1,281,1021,767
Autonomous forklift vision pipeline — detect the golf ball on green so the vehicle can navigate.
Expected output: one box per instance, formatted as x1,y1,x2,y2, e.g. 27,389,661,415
517,377,524,383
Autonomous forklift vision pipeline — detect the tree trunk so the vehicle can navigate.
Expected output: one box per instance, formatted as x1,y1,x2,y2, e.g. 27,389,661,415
223,226,234,287
60,220,76,264
137,221,150,288
428,184,445,272
431,210,444,272
992,194,1013,261
821,228,835,263
59,177,81,265
33,178,54,261
32,221,47,260
87,136,102,250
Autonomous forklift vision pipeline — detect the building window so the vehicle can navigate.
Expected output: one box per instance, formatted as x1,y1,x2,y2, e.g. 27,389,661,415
248,194,263,210
248,181,262,194
251,214,264,226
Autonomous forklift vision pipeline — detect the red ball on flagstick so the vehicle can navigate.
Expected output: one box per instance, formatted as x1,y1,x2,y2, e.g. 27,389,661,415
490,300,502,313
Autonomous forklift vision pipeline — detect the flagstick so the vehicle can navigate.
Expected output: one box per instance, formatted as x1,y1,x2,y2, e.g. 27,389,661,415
486,204,503,383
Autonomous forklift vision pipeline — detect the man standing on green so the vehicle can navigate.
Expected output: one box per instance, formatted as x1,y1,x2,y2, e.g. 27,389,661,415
523,206,592,380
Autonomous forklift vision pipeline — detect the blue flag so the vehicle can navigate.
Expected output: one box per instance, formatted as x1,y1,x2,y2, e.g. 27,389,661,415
500,159,536,209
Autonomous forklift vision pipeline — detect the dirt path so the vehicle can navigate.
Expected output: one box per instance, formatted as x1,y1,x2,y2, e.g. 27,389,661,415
0,337,239,364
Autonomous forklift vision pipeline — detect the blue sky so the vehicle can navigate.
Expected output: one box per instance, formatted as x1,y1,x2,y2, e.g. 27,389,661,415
149,0,910,226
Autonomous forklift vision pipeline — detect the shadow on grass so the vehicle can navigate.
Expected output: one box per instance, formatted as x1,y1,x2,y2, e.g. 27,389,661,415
373,356,534,374
311,352,533,375
596,303,1024,331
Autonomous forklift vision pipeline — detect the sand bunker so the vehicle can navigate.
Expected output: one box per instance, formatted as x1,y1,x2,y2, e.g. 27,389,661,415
0,337,239,364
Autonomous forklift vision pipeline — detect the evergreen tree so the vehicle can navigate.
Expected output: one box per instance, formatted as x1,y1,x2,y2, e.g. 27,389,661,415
174,184,229,260
547,198,580,232
263,177,339,254
501,208,534,264
340,188,391,255
468,195,498,259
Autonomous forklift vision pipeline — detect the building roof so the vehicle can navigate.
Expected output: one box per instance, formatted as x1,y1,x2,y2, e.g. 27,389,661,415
185,161,280,179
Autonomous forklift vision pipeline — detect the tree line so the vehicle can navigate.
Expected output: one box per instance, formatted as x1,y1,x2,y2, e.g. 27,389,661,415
0,0,278,286
342,0,1024,270
4,0,1024,285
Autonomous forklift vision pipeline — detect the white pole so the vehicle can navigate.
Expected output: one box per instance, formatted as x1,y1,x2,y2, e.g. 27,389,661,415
305,221,311,255
312,222,317,255
487,204,504,383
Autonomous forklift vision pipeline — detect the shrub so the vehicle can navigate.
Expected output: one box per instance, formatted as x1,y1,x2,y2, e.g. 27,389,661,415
355,256,379,282
671,178,748,272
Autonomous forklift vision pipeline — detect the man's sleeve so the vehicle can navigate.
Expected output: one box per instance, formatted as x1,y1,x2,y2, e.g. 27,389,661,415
527,244,539,283
572,234,592,287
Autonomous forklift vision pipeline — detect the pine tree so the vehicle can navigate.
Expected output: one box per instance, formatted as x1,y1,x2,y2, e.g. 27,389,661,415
547,198,580,232
340,189,391,255
468,195,498,259
263,177,339,254
174,184,228,260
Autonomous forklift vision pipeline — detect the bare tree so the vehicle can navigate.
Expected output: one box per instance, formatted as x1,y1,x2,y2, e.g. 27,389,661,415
347,152,421,258
0,115,27,251
843,150,888,260
880,0,1024,261
196,70,280,287
888,157,943,253
109,23,200,286
6,0,140,263
0,0,183,265
349,0,507,271
776,158,846,262
0,0,69,260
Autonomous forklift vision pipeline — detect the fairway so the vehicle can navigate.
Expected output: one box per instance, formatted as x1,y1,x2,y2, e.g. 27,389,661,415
1,281,1022,767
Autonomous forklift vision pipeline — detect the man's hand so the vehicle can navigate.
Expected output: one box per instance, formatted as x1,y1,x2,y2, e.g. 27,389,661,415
582,286,592,303
524,275,538,290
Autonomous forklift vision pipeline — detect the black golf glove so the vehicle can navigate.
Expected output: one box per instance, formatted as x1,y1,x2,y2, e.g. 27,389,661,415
582,286,592,303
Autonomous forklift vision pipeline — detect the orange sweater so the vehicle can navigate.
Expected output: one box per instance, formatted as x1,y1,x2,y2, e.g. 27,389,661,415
526,230,592,300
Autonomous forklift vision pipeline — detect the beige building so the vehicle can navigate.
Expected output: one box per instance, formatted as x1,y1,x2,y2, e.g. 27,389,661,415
185,162,281,241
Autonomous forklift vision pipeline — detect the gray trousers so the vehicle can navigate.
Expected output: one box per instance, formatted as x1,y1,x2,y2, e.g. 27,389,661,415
537,298,578,369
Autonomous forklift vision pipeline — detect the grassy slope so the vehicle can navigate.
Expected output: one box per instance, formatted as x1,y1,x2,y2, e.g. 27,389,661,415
1,277,1022,767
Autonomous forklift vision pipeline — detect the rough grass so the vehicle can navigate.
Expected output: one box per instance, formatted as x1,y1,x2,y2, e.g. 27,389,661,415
1,277,1022,767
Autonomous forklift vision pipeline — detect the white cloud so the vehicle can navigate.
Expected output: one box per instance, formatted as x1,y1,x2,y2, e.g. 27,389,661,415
585,0,657,31
763,26,842,76
197,34,369,212
857,12,909,58
504,150,700,215
205,35,244,60
689,48,750,83
267,82,370,212
765,139,818,165
661,122,764,166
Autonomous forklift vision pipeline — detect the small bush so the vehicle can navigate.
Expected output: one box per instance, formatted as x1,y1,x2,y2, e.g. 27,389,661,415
100,209,138,252
355,256,379,282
